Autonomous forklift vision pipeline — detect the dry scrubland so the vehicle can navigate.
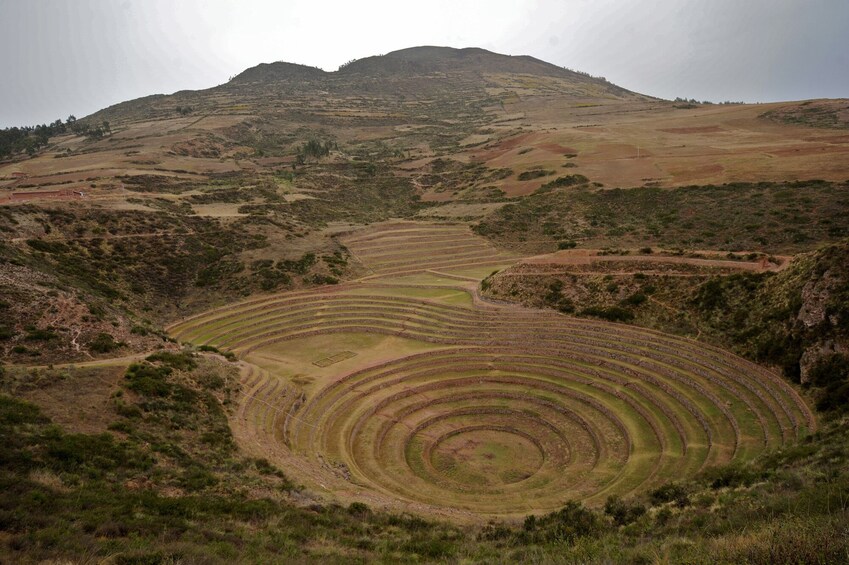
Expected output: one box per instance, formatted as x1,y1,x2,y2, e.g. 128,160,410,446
1,47,849,562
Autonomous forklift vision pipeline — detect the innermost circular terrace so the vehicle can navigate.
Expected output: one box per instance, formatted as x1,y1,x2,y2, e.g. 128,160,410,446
429,426,547,487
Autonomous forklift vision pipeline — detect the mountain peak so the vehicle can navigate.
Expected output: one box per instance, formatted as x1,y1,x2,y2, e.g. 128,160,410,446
230,61,327,84
336,45,571,78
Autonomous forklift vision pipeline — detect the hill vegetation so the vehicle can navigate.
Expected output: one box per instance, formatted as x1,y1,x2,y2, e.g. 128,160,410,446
473,180,849,254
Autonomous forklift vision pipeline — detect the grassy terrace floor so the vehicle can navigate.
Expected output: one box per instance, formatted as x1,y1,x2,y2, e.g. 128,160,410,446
168,222,814,520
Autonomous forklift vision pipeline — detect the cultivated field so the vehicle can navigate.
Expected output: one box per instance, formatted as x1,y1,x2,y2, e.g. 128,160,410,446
169,222,814,519
451,99,849,196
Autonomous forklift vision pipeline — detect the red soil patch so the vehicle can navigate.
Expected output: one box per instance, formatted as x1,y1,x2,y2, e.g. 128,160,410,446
495,132,534,152
537,142,579,154
767,145,846,158
499,180,541,197
471,136,531,163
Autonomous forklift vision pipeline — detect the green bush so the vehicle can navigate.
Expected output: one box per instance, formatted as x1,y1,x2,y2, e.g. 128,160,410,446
146,351,197,371
809,354,849,412
649,482,690,506
310,274,338,285
702,464,761,489
25,239,68,253
541,174,589,189
348,502,372,517
622,292,647,306
124,363,172,397
89,332,123,353
0,395,48,426
581,306,635,322
25,327,57,341
536,500,604,543
604,495,646,526
518,169,552,181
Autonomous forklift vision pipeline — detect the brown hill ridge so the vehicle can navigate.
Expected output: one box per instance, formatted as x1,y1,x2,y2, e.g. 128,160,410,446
232,45,620,84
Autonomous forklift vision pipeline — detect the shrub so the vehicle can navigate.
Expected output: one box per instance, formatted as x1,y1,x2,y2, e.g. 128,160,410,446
541,174,589,189
25,327,57,341
518,169,552,181
809,354,849,412
808,354,849,388
622,293,648,306
25,239,68,253
114,402,142,419
556,298,575,314
146,351,197,371
702,464,760,489
347,502,372,518
692,278,725,311
581,306,634,322
604,495,646,526
649,482,690,506
178,466,218,491
310,274,338,285
538,501,604,543
124,363,172,397
523,514,537,531
0,395,49,426
89,332,123,353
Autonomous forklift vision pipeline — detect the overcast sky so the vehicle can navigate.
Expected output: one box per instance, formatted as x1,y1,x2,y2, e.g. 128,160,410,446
2,0,848,127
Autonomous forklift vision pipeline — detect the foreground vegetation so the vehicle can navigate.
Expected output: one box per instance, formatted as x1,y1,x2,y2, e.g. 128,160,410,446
0,351,847,563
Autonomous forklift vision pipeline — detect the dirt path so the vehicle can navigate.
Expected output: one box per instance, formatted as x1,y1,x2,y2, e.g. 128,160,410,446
7,351,155,370
8,229,221,244
498,271,722,278
519,250,790,273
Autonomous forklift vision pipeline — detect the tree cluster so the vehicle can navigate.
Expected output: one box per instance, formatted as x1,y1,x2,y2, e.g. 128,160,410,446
0,115,112,159
0,118,67,158
295,139,337,165
674,97,744,106
71,117,112,140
